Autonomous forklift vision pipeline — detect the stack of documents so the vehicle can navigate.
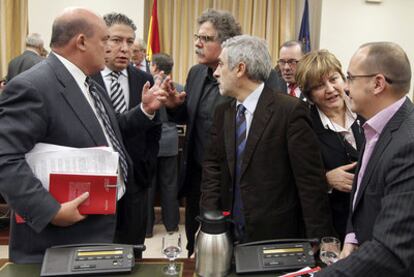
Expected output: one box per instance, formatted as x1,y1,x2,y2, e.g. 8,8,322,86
24,143,120,215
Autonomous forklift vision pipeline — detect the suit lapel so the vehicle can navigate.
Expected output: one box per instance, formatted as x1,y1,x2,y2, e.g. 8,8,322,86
224,101,237,182
353,98,412,209
48,54,107,146
127,65,141,108
311,106,348,156
240,87,274,177
187,66,208,123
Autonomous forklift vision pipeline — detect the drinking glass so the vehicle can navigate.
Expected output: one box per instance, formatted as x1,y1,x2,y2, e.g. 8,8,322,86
162,233,182,275
319,237,340,265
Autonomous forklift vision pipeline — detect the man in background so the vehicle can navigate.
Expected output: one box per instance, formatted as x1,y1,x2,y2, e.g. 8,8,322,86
91,12,160,249
201,35,334,244
6,33,44,82
131,38,150,72
163,9,242,257
146,53,182,238
276,40,306,100
317,42,414,277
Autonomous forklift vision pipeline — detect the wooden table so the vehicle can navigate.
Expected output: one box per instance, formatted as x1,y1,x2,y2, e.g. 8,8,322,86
0,258,196,277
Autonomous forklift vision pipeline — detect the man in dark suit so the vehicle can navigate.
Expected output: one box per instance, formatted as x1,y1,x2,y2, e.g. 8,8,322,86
0,8,165,263
276,40,306,101
131,39,150,73
164,9,242,256
200,35,334,244
165,10,290,256
146,53,182,237
317,42,414,276
91,12,160,248
6,33,44,82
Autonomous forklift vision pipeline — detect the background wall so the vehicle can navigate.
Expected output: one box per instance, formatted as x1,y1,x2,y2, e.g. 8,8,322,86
27,0,414,96
319,0,414,97
28,0,145,51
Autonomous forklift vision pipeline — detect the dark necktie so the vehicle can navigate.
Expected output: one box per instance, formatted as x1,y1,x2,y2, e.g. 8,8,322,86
85,77,128,185
233,104,247,241
110,71,127,113
288,83,297,97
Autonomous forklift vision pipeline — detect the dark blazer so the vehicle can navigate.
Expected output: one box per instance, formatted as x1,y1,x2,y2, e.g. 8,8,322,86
92,65,160,191
0,53,157,263
169,65,292,196
6,50,43,82
317,98,414,276
310,105,365,241
200,85,335,242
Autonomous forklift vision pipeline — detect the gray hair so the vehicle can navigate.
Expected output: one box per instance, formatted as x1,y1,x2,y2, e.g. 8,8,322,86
151,53,174,75
197,9,242,43
135,38,147,50
103,12,137,31
279,40,305,54
359,42,411,94
26,33,43,48
222,35,272,82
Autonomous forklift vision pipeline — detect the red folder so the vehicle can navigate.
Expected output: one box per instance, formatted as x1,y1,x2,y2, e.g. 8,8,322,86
49,173,117,215
15,173,117,223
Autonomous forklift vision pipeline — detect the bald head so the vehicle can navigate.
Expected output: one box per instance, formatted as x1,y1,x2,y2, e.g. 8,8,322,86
358,42,411,94
50,8,101,49
50,8,109,75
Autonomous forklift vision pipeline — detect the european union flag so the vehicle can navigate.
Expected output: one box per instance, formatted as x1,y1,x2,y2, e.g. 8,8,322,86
298,0,311,53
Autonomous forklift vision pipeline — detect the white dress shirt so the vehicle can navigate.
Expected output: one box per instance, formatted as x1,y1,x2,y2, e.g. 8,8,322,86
54,52,126,199
236,83,265,137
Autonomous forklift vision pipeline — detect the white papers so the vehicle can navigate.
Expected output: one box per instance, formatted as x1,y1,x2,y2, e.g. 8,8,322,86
25,143,119,190
279,266,320,277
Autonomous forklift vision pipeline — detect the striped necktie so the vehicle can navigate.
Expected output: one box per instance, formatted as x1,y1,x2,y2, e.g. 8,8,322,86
110,71,127,113
233,104,247,241
85,77,128,185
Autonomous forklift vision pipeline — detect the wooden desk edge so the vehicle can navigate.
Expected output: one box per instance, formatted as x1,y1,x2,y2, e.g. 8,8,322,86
0,258,196,277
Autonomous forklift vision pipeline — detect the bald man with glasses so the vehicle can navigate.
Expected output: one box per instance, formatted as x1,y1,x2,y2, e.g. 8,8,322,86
316,42,414,277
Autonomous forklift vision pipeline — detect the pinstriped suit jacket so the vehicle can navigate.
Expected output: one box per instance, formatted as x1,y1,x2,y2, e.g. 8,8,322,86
317,98,414,276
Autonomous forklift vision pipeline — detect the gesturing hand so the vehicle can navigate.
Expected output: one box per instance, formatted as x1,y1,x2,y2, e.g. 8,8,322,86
51,192,89,227
326,162,357,193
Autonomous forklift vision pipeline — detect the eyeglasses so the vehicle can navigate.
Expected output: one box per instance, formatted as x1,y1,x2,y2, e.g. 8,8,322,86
346,72,394,84
193,34,216,43
277,59,299,67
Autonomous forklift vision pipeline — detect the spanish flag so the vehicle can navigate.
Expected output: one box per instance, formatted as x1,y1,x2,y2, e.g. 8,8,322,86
147,0,160,61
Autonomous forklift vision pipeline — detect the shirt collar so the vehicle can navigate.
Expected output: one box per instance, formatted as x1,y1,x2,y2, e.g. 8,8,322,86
102,66,128,78
318,99,357,132
53,51,87,91
364,96,406,136
237,83,265,115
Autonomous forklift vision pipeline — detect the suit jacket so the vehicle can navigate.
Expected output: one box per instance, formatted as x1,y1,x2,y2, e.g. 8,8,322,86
268,68,308,101
6,50,43,82
92,65,160,190
169,64,291,196
0,53,158,263
317,98,414,276
310,105,365,240
200,85,335,242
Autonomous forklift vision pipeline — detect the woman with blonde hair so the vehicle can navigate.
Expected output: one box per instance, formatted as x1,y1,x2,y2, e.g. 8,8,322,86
296,50,365,241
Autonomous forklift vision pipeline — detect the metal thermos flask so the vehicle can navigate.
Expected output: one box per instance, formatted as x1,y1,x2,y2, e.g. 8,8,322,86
195,210,232,277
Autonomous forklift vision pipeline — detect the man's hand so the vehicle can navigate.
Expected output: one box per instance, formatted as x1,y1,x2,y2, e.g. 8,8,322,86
339,243,358,260
141,74,174,114
326,162,357,193
51,192,89,227
163,88,186,109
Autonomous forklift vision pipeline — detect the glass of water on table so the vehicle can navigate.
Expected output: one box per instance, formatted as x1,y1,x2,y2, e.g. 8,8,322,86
162,233,182,275
320,237,340,265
